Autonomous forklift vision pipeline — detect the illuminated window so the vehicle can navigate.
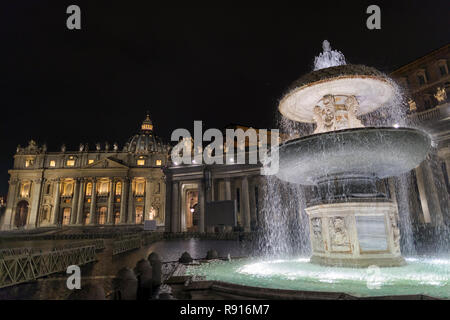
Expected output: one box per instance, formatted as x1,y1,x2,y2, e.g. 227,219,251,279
142,123,153,131
135,206,144,224
98,181,109,195
49,160,56,167
135,181,145,196
88,159,94,164
25,160,33,168
20,182,31,198
156,159,162,166
115,182,122,195
63,182,74,196
86,183,92,196
66,159,75,167
137,159,145,166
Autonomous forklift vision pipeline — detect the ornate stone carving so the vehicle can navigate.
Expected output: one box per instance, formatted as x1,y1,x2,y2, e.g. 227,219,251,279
408,99,417,111
79,143,84,152
329,216,350,252
96,143,101,151
61,144,66,153
311,217,324,252
434,87,447,103
105,142,110,152
113,142,119,151
345,96,364,128
312,94,365,133
17,140,43,154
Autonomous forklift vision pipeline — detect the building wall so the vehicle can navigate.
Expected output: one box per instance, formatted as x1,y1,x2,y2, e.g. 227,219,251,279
391,44,450,227
1,142,168,230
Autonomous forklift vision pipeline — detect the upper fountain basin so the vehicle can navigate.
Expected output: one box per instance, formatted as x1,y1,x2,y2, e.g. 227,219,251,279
273,127,431,185
279,65,396,123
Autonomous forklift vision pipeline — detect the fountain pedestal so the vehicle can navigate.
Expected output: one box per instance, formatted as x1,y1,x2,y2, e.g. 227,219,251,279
305,201,405,267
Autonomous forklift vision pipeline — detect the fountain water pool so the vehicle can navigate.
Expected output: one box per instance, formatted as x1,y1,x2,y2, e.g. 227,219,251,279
186,256,450,298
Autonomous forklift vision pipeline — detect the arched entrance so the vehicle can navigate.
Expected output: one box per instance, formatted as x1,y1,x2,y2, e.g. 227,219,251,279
15,200,29,228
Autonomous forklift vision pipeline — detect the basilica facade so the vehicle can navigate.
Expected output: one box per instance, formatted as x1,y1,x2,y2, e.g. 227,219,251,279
0,114,169,230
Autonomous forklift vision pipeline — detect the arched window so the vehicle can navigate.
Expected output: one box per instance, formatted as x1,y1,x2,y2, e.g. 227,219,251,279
15,200,29,228
98,181,109,195
98,207,107,225
115,182,122,195
86,183,92,196
62,208,71,225
63,182,73,196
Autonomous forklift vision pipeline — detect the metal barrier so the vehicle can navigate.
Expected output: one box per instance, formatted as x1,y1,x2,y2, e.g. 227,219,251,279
112,237,142,256
0,245,97,289
61,239,105,251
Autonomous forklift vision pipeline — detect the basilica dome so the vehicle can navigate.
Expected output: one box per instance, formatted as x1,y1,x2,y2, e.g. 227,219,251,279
124,113,169,154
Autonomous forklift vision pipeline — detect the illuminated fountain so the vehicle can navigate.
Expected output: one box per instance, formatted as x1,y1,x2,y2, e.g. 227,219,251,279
186,42,449,298
276,47,431,267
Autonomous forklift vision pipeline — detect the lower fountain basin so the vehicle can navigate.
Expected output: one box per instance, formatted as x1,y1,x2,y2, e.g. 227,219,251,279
274,127,431,185
186,257,450,299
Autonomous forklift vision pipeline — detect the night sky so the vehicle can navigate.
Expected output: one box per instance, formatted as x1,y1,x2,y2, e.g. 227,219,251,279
0,1,448,195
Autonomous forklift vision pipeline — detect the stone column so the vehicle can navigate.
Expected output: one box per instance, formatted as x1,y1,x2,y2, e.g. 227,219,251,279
422,161,444,225
27,178,43,229
106,179,115,224
171,181,179,232
70,178,80,225
76,179,86,225
145,178,152,220
120,179,129,224
225,178,232,200
1,179,18,230
127,179,135,224
415,165,432,223
89,179,97,225
199,180,205,233
241,176,251,232
52,179,61,226
164,177,172,231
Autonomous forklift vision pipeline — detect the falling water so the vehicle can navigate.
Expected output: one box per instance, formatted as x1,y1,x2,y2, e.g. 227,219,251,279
258,40,449,260
257,175,311,258
313,40,346,71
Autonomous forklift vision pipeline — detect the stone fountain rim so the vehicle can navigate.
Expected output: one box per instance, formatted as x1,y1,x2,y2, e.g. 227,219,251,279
273,126,430,151
279,64,396,123
284,64,391,93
